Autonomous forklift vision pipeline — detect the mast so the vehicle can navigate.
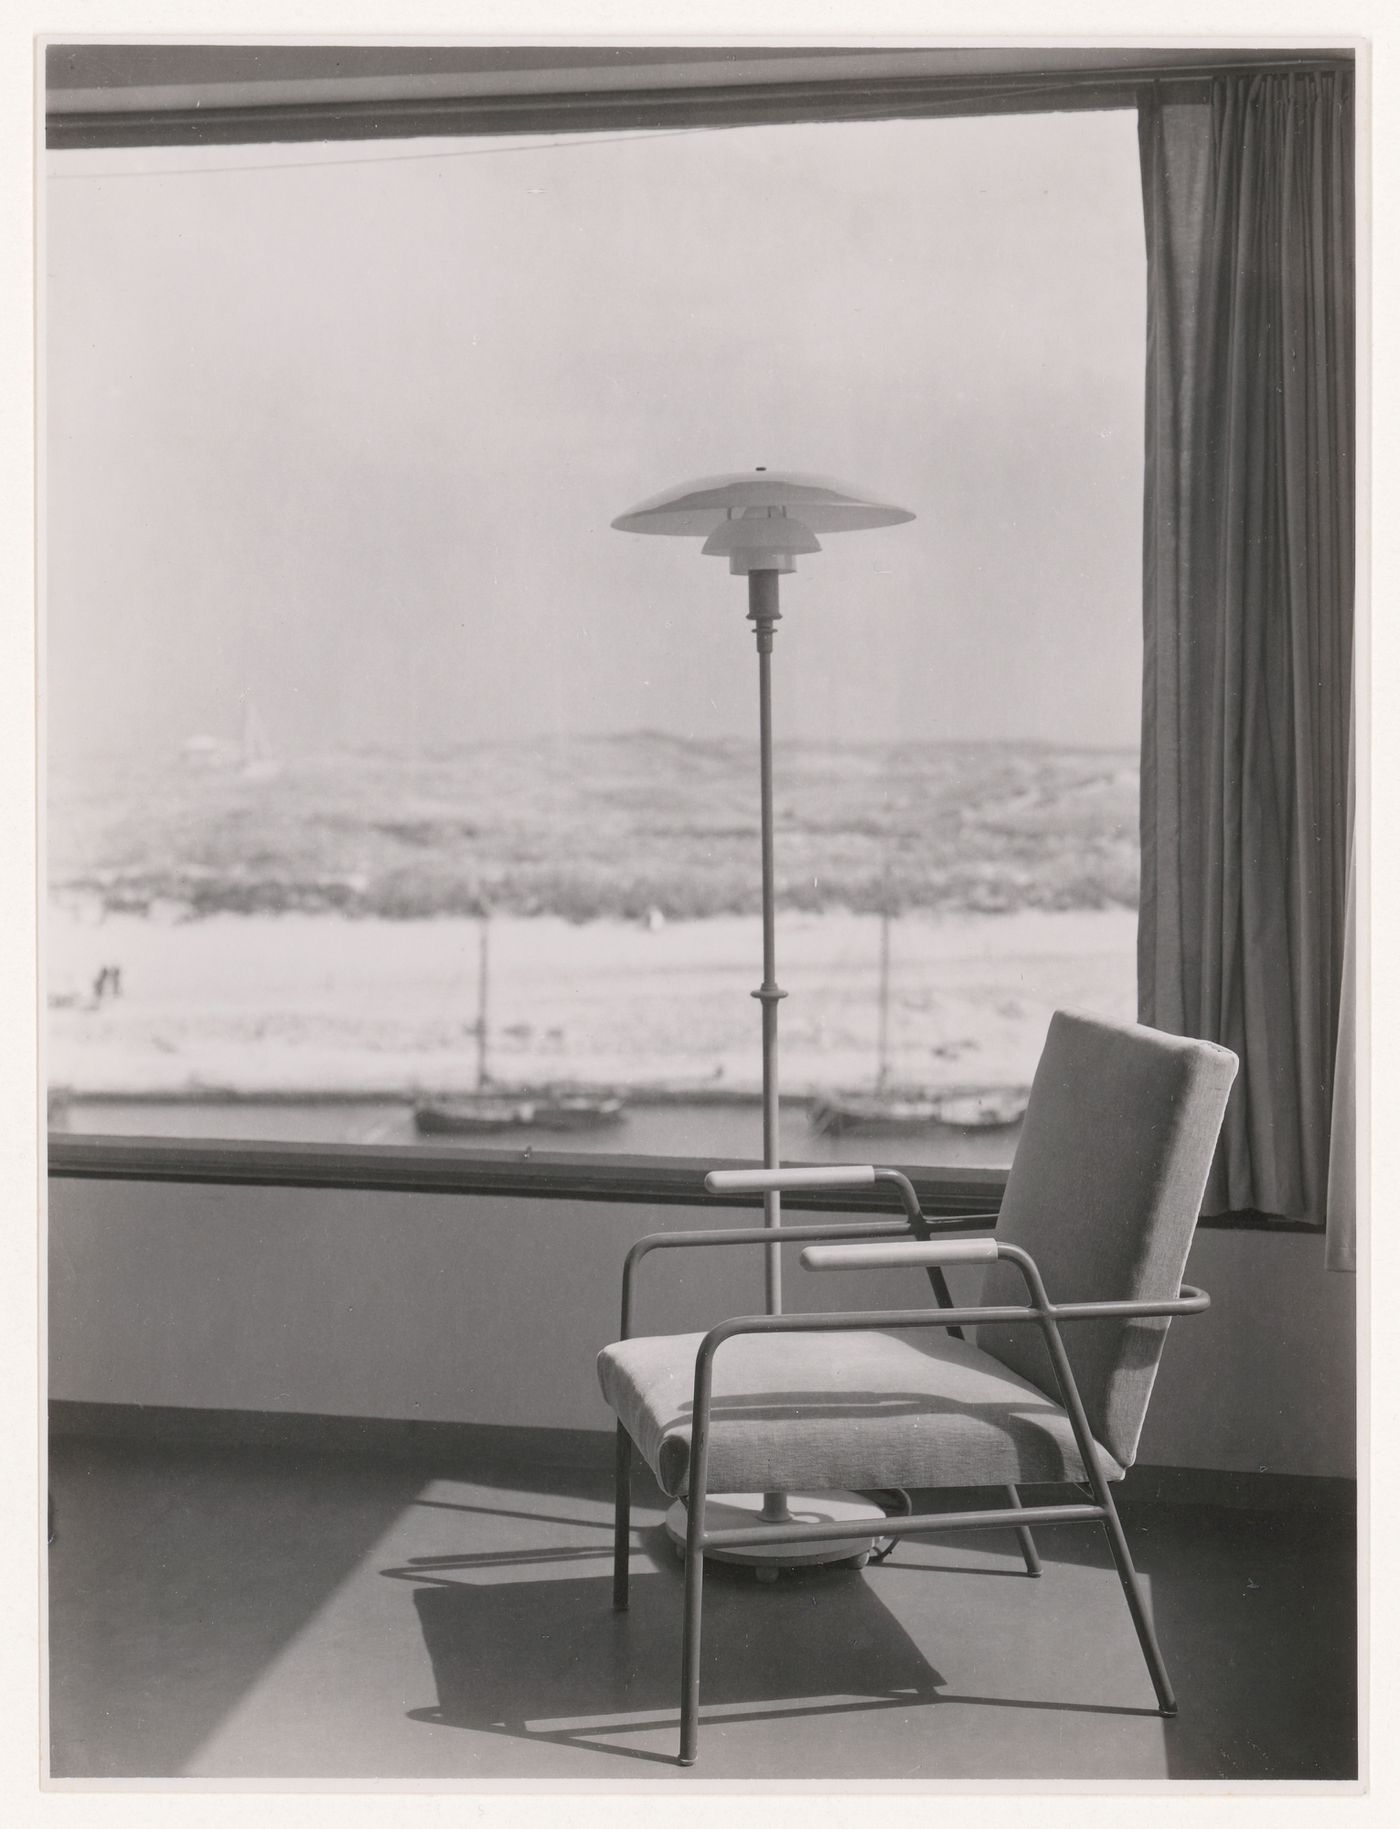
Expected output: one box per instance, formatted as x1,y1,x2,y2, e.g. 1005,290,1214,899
875,856,894,1093
476,912,490,1090
240,699,276,775
875,901,891,1093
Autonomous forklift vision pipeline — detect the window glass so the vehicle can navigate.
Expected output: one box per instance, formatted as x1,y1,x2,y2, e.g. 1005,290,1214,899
45,110,1145,1167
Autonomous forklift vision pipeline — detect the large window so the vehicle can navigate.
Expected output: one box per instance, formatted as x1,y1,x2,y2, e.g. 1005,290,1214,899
45,105,1145,1168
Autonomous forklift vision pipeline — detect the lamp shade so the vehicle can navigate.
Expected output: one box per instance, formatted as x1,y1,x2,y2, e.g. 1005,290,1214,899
611,471,915,538
701,515,822,562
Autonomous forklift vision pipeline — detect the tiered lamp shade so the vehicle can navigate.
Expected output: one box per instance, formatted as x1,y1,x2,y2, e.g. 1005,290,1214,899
611,470,915,537
613,471,914,575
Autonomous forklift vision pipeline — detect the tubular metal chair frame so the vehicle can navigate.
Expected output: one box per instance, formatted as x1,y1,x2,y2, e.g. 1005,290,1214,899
608,1170,1210,1766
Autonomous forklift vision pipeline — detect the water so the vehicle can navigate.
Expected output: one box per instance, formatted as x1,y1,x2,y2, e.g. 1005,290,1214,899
64,1096,1020,1170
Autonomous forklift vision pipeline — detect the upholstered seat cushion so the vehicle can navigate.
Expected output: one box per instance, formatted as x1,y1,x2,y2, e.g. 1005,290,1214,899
597,1327,1124,1500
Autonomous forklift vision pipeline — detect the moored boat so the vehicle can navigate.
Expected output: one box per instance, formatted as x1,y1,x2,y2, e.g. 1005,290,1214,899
415,910,626,1135
414,1093,625,1136
809,1085,1028,1137
807,892,1028,1139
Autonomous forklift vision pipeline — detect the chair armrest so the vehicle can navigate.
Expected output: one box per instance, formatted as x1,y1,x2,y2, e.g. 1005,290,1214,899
689,1276,1209,1461
690,1271,1211,1359
704,1162,949,1232
705,1166,878,1193
630,1220,912,1261
801,1238,999,1272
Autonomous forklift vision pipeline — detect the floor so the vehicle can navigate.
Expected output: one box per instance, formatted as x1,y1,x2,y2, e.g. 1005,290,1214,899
47,1434,1358,1785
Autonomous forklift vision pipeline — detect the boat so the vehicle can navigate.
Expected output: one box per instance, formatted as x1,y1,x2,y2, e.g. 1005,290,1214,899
411,911,625,1137
809,1084,1029,1137
414,1093,624,1136
808,891,1027,1136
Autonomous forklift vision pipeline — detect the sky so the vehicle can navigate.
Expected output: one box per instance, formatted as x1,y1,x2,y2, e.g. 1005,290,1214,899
43,107,1147,766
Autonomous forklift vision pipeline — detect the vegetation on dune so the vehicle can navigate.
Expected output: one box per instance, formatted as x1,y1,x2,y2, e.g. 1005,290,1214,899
48,733,1139,922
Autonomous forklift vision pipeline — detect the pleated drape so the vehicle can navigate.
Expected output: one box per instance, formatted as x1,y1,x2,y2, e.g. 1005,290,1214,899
1137,72,1354,1225
1326,845,1357,1268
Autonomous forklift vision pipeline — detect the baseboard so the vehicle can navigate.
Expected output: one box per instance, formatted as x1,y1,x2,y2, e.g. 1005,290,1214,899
48,1399,616,1472
1114,1463,1357,1516
48,1400,1357,1515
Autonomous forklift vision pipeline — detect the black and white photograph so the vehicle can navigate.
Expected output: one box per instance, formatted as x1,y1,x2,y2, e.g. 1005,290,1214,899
19,4,1378,1804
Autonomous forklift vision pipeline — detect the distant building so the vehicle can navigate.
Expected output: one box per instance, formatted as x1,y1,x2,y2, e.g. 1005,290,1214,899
179,703,280,778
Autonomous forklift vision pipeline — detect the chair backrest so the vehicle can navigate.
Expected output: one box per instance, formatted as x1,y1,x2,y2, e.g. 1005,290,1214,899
976,1009,1238,1470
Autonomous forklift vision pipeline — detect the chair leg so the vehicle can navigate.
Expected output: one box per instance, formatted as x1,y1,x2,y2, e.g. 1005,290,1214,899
612,1425,632,1612
1098,1485,1177,1715
1004,1484,1042,1576
678,1494,706,1765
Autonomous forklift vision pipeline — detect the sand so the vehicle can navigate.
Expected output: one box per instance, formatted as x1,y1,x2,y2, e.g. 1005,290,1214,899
45,905,1138,1098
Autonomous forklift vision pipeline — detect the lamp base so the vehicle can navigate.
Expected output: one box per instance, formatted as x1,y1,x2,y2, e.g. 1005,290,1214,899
664,1492,887,1575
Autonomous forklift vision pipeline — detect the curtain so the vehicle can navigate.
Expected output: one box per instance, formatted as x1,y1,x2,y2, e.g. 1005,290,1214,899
1326,846,1357,1268
1137,71,1354,1225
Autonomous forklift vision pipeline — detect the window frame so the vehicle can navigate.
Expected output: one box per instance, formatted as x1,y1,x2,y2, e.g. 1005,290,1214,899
42,44,1354,1233
45,43,1352,150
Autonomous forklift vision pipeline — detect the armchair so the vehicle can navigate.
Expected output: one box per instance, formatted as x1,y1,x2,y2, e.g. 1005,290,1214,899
597,1010,1238,1765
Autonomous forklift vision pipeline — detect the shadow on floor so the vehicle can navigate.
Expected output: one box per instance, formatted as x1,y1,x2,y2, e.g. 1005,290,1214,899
959,1499,1359,1782
393,1511,1174,1771
47,1440,1358,1782
403,1542,946,1767
1132,1503,1358,1781
48,1436,432,1777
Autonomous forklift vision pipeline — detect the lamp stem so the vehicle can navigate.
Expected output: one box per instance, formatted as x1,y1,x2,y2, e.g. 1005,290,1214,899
748,569,786,1319
749,568,793,1526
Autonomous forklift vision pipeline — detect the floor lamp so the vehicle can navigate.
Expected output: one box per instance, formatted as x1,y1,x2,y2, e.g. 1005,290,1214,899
613,470,916,1570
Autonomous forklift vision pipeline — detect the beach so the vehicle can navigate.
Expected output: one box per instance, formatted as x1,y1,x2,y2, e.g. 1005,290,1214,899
47,904,1137,1101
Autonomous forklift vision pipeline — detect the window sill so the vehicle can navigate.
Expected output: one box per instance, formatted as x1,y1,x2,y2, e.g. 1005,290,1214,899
44,1131,1323,1231
46,1130,1003,1218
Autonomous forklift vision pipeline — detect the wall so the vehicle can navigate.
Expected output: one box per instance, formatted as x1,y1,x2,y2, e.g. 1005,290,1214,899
46,1177,1358,1479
